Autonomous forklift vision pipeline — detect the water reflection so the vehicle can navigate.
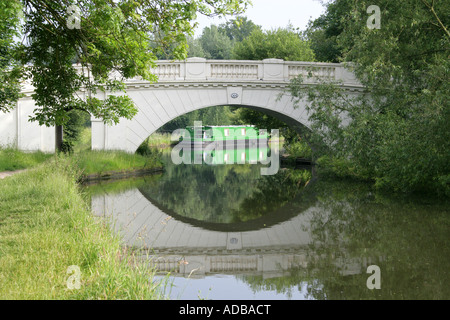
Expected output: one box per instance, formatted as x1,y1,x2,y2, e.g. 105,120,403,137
138,166,312,226
177,144,269,165
86,152,450,300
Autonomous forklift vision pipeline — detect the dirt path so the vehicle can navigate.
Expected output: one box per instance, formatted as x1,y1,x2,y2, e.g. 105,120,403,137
0,169,26,180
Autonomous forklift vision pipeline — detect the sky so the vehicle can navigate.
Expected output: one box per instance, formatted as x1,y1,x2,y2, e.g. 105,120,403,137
194,0,327,37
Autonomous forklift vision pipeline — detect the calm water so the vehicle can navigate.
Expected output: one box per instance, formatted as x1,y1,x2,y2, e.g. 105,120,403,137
85,150,450,300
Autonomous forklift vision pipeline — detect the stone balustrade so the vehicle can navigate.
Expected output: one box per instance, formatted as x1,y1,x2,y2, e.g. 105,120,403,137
148,58,359,86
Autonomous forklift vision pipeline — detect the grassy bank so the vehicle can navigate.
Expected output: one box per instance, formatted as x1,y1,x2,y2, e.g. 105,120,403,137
71,150,163,179
0,158,167,299
0,147,53,172
0,142,163,181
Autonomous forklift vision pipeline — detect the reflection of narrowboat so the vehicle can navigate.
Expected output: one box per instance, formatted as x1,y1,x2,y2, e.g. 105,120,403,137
180,125,268,147
191,147,269,165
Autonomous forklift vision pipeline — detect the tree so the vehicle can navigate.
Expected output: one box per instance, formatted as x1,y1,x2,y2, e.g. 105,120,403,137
0,0,24,113
288,0,450,196
1,0,251,152
304,0,352,62
186,36,206,58
219,16,261,42
199,25,233,59
232,25,315,61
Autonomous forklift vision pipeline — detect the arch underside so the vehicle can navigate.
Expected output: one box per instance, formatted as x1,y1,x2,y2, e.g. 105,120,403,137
92,85,313,153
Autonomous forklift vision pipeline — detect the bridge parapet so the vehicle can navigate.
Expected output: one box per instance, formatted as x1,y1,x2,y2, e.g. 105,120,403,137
146,58,360,87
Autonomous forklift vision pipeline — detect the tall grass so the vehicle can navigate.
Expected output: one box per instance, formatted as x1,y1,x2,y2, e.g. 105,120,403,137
71,150,162,177
141,133,176,148
65,127,164,177
0,146,53,172
0,144,163,178
0,159,167,299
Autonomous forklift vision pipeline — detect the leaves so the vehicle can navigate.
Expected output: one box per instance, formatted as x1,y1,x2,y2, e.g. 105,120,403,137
290,0,450,196
0,0,24,113
1,0,251,128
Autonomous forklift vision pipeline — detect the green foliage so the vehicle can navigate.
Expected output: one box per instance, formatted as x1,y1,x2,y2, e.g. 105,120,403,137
61,110,91,154
0,0,24,113
138,133,174,150
199,25,234,59
232,26,315,61
219,16,261,42
1,0,251,150
315,155,363,180
0,146,52,172
284,139,313,159
288,0,450,196
304,0,352,62
186,36,206,58
73,127,92,153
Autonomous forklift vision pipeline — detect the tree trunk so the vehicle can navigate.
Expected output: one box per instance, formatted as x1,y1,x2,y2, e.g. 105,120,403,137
55,125,63,153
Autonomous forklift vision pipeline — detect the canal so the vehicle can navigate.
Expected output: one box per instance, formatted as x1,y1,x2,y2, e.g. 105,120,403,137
83,149,450,300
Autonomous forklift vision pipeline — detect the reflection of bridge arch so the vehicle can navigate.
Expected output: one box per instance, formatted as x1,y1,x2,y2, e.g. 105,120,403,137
91,186,369,278
91,188,314,252
91,187,316,277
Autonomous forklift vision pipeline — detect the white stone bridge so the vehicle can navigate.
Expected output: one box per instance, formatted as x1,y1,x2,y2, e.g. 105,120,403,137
0,58,362,153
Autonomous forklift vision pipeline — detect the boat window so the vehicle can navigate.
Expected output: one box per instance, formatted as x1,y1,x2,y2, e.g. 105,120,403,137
224,129,229,137
241,128,246,136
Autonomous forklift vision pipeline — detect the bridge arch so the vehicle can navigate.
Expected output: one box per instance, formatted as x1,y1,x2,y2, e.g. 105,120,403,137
92,59,361,153
92,83,314,153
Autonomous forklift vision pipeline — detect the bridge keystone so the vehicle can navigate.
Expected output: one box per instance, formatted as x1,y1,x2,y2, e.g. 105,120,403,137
227,87,243,105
